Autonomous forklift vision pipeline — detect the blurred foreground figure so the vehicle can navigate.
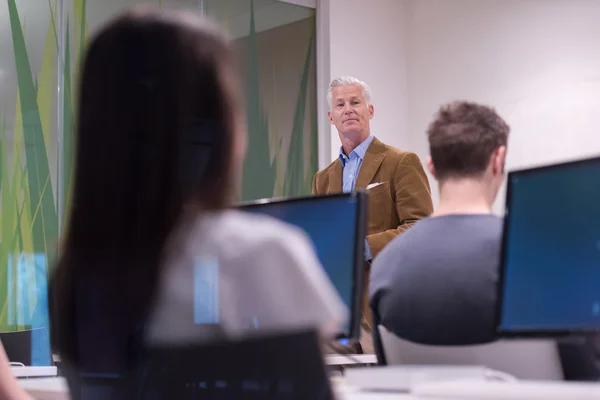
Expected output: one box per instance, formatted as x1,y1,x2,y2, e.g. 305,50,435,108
50,5,345,396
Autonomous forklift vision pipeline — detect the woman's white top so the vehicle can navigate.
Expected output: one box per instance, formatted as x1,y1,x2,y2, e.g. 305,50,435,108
146,210,346,344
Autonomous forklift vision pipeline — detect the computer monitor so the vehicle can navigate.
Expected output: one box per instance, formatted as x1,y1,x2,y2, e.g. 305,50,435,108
497,156,600,337
239,192,368,342
1,253,56,377
75,329,334,400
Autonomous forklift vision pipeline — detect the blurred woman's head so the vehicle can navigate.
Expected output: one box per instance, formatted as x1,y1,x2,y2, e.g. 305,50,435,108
52,6,244,365
75,6,244,226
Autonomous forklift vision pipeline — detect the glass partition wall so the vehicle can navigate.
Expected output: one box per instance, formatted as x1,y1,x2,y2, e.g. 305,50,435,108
207,0,318,201
0,0,317,365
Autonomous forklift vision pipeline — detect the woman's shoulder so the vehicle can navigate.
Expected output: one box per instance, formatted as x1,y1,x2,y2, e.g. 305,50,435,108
190,210,310,253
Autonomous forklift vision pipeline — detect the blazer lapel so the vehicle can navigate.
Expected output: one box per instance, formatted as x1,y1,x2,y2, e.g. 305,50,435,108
355,138,386,190
328,160,343,193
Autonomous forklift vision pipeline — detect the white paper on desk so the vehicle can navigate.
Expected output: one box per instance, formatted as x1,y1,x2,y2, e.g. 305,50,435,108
366,182,384,190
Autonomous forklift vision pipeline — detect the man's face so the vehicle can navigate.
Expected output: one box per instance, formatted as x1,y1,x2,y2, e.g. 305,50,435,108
328,84,374,141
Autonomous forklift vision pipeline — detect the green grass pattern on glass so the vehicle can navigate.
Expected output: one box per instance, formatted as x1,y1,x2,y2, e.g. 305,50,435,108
305,11,319,191
240,0,277,201
62,0,86,228
1,0,318,330
74,0,87,58
1,0,59,331
0,114,15,324
62,19,74,226
38,2,57,154
240,0,318,201
8,0,58,259
283,16,315,197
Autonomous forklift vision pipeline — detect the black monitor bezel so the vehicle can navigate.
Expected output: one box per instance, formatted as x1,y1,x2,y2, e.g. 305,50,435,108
0,326,53,367
78,329,334,399
496,155,600,338
238,192,367,342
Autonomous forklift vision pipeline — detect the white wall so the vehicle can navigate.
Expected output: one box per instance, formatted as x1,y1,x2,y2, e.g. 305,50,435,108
405,0,600,213
324,0,410,162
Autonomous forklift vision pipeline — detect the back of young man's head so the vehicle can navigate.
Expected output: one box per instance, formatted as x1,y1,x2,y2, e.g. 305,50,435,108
427,101,510,190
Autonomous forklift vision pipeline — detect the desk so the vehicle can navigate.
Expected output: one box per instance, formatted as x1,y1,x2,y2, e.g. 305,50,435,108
20,355,377,398
19,377,68,400
335,382,437,399
16,377,442,400
19,375,600,400
326,354,378,366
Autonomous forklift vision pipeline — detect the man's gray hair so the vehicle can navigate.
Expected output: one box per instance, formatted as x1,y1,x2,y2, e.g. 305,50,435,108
327,76,372,108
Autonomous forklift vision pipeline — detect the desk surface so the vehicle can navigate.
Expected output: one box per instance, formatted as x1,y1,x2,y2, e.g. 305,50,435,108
19,376,600,400
336,383,443,399
17,378,414,400
326,354,378,366
19,377,68,400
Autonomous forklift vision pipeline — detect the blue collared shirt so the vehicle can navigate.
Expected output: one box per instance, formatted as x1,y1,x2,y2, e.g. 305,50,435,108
339,135,374,261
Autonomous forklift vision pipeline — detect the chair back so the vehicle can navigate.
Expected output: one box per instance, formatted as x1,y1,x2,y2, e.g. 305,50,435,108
378,325,564,380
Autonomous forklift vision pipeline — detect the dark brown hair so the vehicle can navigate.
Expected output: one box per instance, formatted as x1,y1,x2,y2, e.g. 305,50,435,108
51,6,240,368
427,101,509,181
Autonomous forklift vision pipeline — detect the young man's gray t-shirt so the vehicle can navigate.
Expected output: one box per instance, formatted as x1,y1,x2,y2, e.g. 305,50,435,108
369,214,502,345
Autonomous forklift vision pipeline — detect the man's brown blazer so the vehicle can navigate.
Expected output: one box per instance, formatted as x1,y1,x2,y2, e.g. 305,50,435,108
311,137,434,325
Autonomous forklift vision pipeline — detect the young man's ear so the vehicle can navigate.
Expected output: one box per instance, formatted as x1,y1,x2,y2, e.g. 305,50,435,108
493,146,507,175
426,156,437,180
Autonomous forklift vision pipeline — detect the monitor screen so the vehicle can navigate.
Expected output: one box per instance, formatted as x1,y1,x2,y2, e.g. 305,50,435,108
239,193,367,341
497,156,600,335
0,253,53,367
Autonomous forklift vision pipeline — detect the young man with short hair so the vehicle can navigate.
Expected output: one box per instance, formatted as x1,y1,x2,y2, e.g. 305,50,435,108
370,101,508,345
